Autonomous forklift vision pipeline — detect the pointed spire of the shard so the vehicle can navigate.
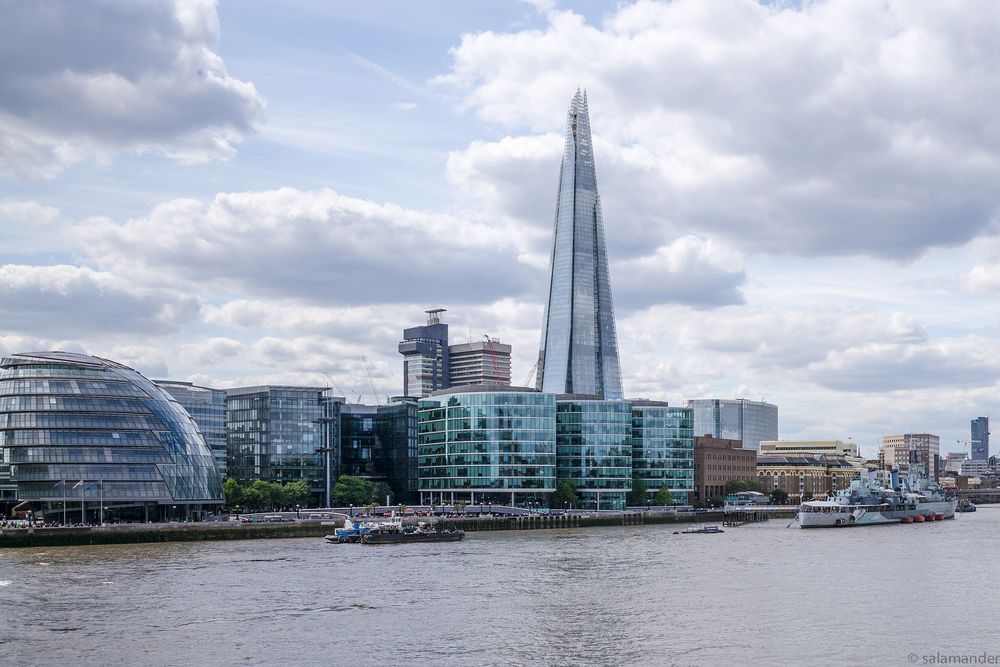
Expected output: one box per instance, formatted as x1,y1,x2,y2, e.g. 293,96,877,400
536,91,624,399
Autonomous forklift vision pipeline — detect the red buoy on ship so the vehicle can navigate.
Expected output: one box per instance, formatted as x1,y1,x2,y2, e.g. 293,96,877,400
914,514,925,523
900,516,913,524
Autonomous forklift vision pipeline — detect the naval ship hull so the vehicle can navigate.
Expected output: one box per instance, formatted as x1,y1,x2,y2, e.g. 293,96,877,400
797,499,957,528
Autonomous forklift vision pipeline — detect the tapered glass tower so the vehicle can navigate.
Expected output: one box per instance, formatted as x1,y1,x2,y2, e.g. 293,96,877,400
537,90,623,399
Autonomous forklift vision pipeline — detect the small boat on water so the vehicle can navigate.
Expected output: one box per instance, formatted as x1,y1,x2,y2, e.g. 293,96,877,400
361,526,465,544
326,516,465,544
673,525,724,535
957,499,977,513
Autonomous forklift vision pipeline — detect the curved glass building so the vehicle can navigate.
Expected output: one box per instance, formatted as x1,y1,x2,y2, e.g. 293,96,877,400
417,385,555,507
0,352,224,522
631,402,694,505
556,396,632,510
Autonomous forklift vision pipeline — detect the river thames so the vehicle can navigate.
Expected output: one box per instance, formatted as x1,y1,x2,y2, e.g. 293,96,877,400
2,509,998,666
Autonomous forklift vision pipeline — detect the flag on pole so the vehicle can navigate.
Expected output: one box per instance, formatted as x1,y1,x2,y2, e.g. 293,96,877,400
72,479,85,489
53,480,65,488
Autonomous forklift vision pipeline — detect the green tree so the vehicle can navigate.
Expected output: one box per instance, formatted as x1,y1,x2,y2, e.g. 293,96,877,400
725,479,765,495
654,486,674,506
370,481,393,506
454,500,468,513
552,479,580,509
707,496,726,508
332,475,373,506
770,488,789,505
223,478,244,509
283,480,312,508
628,475,648,506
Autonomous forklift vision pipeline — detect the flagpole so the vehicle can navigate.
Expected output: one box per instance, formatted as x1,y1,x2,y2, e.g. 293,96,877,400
99,479,103,525
62,480,66,525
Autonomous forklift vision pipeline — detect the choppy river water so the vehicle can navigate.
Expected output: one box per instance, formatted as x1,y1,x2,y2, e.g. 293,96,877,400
2,509,998,666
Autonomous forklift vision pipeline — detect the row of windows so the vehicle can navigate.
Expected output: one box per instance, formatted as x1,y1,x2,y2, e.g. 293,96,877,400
419,477,553,490
13,464,162,482
418,454,557,467
5,447,173,464
17,480,172,500
0,396,153,414
0,379,148,398
1,430,166,447
0,413,166,430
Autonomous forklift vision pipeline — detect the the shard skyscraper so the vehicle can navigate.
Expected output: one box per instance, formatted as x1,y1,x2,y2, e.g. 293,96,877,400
536,90,624,400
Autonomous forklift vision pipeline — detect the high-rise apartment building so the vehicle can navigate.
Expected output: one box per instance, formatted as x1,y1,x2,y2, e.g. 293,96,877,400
880,434,940,479
971,417,989,461
398,309,450,398
157,381,228,479
688,399,778,451
537,91,623,400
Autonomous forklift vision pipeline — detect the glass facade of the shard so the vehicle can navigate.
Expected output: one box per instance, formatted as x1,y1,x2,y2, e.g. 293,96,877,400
537,91,623,400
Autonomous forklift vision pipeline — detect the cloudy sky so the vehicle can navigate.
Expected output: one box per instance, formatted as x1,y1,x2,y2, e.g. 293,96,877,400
3,0,1000,457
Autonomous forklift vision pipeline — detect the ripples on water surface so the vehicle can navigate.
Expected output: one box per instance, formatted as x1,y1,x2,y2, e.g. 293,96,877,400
2,510,998,666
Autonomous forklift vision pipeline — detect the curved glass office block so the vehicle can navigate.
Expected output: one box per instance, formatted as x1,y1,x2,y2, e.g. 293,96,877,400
0,352,223,521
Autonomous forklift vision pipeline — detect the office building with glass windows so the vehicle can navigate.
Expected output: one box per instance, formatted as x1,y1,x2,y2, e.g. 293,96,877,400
556,396,632,510
0,351,223,522
536,91,624,400
417,385,556,507
225,385,330,499
156,381,228,479
688,398,778,451
339,398,419,504
631,401,694,505
398,308,450,398
971,417,989,461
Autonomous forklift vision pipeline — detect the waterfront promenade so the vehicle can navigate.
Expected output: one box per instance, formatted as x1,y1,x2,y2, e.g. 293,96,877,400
0,507,775,548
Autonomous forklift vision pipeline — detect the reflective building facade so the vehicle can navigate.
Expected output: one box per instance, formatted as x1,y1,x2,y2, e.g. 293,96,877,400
417,386,556,506
556,396,632,510
0,352,223,521
537,91,623,400
398,308,450,398
631,402,694,505
688,399,778,451
971,417,989,461
339,399,419,503
156,381,228,479
225,386,327,497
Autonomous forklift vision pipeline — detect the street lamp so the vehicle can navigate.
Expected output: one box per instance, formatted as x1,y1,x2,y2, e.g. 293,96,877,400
172,505,177,522
350,503,354,518
295,504,301,520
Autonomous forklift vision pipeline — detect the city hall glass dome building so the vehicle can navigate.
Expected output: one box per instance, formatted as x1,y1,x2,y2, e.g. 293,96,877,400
0,352,224,522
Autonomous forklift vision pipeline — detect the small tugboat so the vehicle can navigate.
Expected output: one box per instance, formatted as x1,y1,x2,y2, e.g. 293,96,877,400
957,499,977,513
361,521,465,545
324,518,375,543
673,525,724,535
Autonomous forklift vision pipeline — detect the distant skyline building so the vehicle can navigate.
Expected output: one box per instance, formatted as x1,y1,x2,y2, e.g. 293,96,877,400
536,90,623,400
880,434,940,479
688,399,778,451
449,340,511,388
399,309,514,397
398,309,450,398
156,380,228,479
971,417,989,461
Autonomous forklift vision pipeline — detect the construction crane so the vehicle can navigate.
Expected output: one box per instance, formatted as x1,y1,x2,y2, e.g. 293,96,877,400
483,335,504,384
523,355,541,388
362,355,382,405
322,372,348,398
